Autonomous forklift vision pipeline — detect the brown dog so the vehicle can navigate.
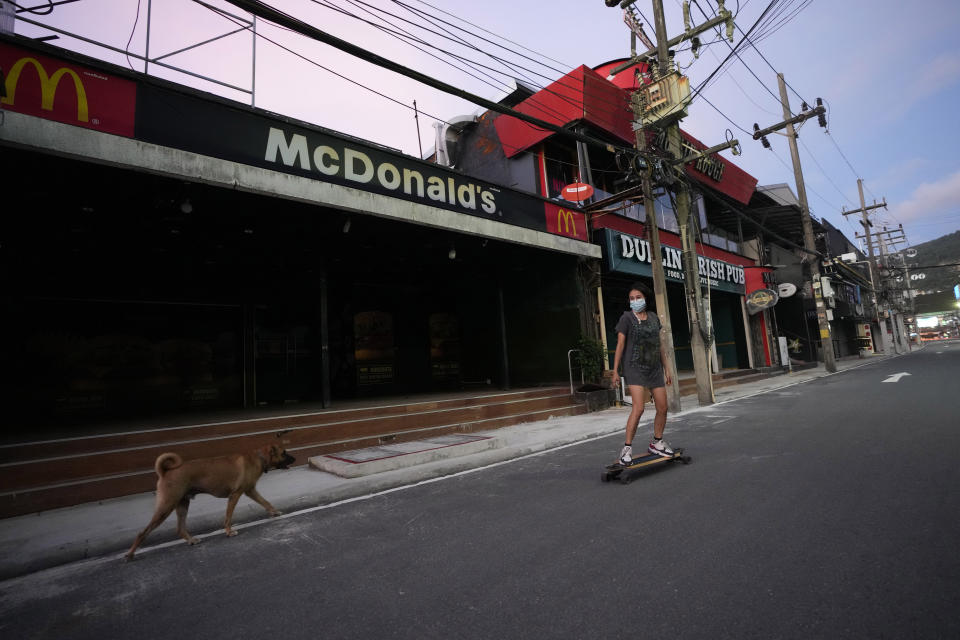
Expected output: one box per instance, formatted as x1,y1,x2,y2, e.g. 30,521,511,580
125,442,296,560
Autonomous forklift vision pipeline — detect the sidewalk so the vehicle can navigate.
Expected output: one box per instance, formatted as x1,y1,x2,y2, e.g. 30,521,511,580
0,351,904,581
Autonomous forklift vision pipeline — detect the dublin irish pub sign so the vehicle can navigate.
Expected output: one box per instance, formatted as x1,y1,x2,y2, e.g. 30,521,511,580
603,229,746,296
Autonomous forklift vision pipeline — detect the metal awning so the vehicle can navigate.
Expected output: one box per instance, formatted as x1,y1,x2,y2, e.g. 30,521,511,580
699,185,824,256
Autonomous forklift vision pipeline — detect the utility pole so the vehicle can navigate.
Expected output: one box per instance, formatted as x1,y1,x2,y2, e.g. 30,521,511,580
897,232,916,352
842,181,887,351
607,0,739,406
633,102,682,412
772,75,836,372
874,230,899,353
860,224,911,354
638,0,683,411
653,2,720,406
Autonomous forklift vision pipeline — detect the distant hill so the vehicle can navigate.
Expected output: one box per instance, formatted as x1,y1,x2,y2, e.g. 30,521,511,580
906,230,960,314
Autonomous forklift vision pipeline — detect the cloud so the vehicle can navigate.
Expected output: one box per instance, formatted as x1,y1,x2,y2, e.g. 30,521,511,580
914,52,960,96
869,157,928,191
890,169,960,224
878,52,960,121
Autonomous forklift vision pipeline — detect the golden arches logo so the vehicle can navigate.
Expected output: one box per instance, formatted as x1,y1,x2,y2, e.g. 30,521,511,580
557,208,577,236
1,57,89,122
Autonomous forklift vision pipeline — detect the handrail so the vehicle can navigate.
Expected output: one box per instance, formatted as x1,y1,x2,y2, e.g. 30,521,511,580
567,349,584,395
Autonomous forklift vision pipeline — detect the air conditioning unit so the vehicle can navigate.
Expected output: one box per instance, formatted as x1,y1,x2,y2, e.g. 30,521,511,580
820,277,835,298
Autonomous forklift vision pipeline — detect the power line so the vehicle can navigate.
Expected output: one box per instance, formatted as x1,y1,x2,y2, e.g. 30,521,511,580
123,0,144,73
693,0,861,227
819,98,864,180
325,0,604,134
201,3,619,175
797,137,855,208
407,0,574,71
322,0,517,96
316,0,640,143
333,0,638,127
313,0,558,88
697,92,753,135
392,0,569,80
218,0,640,159
750,0,813,48
690,0,782,105
688,0,780,103
367,0,634,133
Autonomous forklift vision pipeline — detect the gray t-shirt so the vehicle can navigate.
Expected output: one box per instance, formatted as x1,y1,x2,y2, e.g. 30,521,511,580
615,310,662,369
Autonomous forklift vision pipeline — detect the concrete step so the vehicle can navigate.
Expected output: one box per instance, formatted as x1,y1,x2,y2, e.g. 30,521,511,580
0,388,581,518
310,434,499,478
0,387,569,462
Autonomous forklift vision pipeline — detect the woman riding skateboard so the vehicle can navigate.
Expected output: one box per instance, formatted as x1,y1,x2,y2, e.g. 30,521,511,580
611,281,673,464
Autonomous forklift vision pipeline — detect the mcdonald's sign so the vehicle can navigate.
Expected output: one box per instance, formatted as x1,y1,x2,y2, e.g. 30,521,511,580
543,202,586,240
0,41,135,137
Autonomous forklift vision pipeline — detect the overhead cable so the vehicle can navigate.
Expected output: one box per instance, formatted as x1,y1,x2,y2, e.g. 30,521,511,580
218,0,637,156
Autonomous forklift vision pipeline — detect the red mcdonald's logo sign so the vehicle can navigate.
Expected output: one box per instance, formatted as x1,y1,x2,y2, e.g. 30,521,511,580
544,202,586,240
0,41,136,137
3,56,89,121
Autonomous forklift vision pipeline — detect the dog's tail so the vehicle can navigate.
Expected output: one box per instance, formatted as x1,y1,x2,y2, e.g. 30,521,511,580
154,452,183,477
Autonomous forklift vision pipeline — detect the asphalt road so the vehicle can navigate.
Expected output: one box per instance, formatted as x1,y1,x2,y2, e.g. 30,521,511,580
2,343,959,639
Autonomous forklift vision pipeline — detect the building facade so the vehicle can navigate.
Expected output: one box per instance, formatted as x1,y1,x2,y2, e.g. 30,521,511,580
0,35,599,432
443,60,777,373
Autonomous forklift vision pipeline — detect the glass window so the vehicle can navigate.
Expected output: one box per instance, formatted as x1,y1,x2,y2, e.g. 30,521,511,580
542,141,579,200
655,192,678,232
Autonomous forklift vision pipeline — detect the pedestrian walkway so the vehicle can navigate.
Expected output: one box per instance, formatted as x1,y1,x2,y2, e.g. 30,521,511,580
0,351,906,581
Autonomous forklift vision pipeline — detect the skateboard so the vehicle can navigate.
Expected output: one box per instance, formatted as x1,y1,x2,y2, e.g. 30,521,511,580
602,448,691,484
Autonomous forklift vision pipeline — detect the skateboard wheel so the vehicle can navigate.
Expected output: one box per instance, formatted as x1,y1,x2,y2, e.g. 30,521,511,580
602,472,611,483
682,456,692,464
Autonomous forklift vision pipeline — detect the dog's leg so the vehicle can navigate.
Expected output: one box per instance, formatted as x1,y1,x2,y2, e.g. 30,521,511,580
223,492,242,537
175,497,200,545
245,487,283,517
125,504,175,561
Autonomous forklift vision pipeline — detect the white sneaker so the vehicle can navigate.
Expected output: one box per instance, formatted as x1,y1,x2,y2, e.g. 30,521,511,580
619,445,633,465
648,439,674,457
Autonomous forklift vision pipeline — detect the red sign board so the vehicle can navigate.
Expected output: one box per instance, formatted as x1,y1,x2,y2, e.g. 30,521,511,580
544,202,587,240
0,41,136,137
560,182,594,202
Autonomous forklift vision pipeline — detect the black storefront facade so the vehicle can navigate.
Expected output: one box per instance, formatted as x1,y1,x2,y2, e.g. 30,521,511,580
0,36,598,432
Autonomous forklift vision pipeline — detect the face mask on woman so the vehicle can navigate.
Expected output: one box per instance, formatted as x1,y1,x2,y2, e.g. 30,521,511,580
629,298,646,313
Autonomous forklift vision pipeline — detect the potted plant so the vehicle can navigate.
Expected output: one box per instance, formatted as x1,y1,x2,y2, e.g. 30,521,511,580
573,336,615,411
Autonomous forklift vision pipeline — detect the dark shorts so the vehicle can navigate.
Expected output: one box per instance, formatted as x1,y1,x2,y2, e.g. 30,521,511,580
623,364,665,389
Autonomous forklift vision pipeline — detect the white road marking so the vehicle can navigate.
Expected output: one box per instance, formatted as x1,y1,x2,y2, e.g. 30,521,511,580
882,372,911,383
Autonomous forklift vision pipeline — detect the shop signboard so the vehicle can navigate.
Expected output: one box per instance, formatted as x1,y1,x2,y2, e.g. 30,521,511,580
0,40,136,136
2,37,590,245
746,288,779,315
603,229,746,295
134,82,574,240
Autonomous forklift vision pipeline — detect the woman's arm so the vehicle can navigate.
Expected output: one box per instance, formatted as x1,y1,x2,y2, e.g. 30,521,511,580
660,326,672,386
611,332,626,386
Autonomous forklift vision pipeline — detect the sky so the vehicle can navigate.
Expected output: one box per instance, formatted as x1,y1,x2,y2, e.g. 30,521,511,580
11,0,960,248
